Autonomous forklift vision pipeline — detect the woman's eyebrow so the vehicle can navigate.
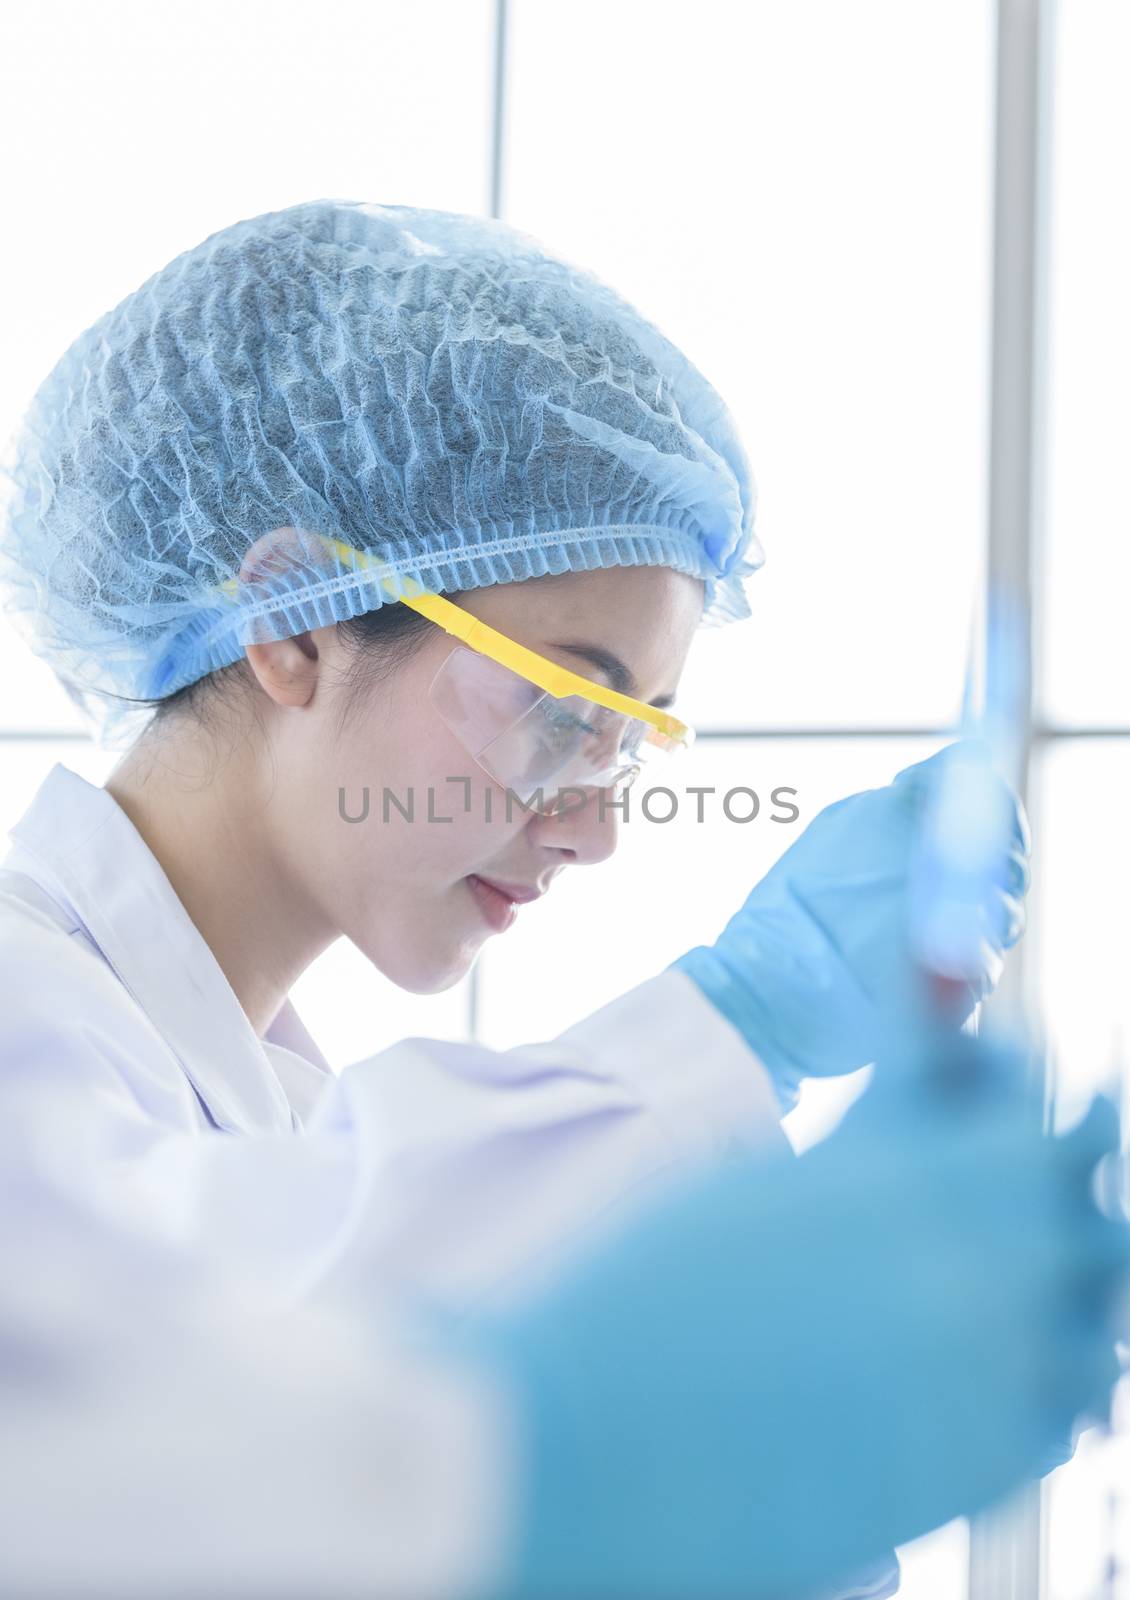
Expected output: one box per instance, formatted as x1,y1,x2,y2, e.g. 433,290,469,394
551,641,676,710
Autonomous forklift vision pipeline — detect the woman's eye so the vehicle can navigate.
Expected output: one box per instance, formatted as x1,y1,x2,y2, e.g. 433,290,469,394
544,706,595,739
542,716,587,748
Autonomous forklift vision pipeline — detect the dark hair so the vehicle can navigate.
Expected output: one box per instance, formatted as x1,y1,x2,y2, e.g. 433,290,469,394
131,596,463,739
331,596,464,737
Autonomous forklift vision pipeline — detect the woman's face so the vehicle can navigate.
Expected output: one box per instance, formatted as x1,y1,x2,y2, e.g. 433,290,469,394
251,565,705,992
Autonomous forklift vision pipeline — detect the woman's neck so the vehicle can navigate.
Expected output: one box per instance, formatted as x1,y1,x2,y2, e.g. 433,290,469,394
104,721,338,1037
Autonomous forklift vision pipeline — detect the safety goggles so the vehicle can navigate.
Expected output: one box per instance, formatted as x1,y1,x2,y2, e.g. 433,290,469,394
424,624,693,808
370,550,694,807
217,533,694,806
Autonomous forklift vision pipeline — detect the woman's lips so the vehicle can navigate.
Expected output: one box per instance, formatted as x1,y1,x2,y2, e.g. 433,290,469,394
466,874,519,932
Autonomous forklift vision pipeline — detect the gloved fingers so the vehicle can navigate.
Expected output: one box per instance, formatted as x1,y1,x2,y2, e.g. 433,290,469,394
983,841,1030,925
1054,1095,1124,1185
1010,788,1034,859
1047,1193,1129,1295
932,900,1022,1001
1070,1207,1130,1273
1030,1206,1130,1357
892,739,1016,798
1068,1361,1129,1441
1028,1419,1080,1480
973,1144,1118,1246
892,742,1031,862
1069,1251,1130,1348
1037,1325,1124,1437
956,1127,1130,1289
982,887,1027,953
968,943,1005,1000
980,781,1031,871
1002,892,1027,949
1003,840,1032,901
891,741,965,789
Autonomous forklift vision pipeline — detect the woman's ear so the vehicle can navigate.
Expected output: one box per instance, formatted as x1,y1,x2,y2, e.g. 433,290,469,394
237,528,332,708
244,633,322,708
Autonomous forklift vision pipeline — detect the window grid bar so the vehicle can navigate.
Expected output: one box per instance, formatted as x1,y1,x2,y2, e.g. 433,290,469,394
5,725,1126,746
970,0,1057,1595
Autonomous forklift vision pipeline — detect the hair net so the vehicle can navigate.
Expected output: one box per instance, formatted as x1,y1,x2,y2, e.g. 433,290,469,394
0,199,762,747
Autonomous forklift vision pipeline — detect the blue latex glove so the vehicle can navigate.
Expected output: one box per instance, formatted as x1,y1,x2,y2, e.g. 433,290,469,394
458,1030,1127,1600
671,742,1031,1110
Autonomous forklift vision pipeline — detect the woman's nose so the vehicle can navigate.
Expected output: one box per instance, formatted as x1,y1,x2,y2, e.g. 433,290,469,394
530,784,622,865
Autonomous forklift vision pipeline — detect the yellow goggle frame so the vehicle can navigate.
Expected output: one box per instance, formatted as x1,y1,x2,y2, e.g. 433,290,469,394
218,532,694,753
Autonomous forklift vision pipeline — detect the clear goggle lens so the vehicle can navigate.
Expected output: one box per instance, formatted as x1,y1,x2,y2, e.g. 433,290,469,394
429,645,658,806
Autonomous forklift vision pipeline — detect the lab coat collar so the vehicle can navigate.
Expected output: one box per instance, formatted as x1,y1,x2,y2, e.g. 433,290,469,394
5,762,298,1135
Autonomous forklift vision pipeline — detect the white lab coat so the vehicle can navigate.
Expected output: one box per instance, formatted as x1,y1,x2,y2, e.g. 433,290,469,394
0,762,898,1600
0,1102,512,1599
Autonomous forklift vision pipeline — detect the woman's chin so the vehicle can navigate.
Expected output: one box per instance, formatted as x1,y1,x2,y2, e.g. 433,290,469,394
361,933,482,995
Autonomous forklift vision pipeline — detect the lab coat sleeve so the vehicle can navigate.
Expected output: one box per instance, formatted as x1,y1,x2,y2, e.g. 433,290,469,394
302,966,792,1310
506,965,787,1162
2,906,786,1314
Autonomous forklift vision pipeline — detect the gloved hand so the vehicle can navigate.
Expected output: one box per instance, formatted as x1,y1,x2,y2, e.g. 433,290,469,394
458,1029,1127,1600
670,741,1031,1110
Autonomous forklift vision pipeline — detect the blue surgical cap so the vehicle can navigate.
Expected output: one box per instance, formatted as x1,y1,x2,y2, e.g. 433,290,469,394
0,199,762,745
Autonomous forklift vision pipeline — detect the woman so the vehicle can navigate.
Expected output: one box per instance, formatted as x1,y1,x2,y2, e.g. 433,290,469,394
0,200,1029,1596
